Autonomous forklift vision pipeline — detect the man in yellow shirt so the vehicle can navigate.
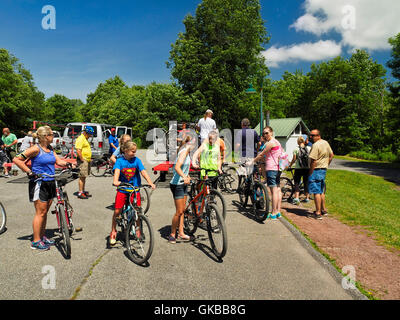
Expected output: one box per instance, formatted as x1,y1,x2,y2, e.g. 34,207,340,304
75,126,93,199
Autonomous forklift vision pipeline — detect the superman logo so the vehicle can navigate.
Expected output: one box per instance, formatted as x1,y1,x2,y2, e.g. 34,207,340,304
121,168,136,180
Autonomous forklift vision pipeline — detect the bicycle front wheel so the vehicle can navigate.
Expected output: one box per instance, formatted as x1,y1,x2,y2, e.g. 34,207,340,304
0,202,7,234
125,212,154,265
206,203,228,260
140,187,151,214
237,176,248,207
91,159,108,177
252,181,270,222
58,204,71,258
207,189,227,220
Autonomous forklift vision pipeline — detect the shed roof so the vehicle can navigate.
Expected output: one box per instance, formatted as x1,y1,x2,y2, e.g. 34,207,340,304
254,117,310,138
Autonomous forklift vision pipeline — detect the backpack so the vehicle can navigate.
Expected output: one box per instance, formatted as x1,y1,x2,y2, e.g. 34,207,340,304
298,146,309,168
278,147,290,172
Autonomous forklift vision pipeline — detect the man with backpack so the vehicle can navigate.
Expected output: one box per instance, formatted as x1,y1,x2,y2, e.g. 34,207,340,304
289,136,311,205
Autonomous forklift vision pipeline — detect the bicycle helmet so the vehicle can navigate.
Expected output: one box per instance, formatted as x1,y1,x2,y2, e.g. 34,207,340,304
84,126,94,135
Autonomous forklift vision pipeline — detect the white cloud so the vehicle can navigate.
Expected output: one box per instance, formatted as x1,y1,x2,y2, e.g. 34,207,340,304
263,40,342,68
291,0,400,51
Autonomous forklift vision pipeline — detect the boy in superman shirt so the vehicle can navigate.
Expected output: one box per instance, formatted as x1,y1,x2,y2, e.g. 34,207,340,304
110,141,156,245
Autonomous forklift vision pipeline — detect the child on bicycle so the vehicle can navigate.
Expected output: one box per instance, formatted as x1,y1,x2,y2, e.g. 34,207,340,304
110,141,156,245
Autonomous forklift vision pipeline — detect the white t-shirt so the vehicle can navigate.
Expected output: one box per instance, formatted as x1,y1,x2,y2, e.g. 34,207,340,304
197,117,216,141
20,135,33,151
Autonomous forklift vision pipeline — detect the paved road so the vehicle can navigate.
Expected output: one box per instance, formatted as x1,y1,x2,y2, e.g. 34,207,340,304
330,158,400,185
0,150,365,300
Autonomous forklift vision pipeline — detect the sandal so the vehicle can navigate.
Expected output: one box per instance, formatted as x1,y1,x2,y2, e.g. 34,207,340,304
109,230,117,245
177,234,193,242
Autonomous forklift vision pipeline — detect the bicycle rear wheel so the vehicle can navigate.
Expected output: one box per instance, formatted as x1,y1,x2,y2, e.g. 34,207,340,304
58,204,71,258
183,202,199,235
206,203,227,259
0,202,6,234
252,181,270,222
223,167,240,193
237,176,248,207
91,159,108,177
280,177,294,202
125,212,154,265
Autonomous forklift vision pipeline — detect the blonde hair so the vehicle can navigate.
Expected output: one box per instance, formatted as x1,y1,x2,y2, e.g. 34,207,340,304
36,126,52,143
297,136,305,145
120,134,131,145
121,141,137,153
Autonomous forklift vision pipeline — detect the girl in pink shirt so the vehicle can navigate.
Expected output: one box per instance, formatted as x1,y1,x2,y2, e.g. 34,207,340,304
252,126,283,220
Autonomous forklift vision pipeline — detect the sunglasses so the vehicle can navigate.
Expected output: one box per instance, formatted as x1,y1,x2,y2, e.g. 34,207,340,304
262,132,270,135
309,134,318,137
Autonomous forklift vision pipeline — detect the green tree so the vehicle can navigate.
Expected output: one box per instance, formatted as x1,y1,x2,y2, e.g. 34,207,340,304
0,48,45,133
44,94,84,124
387,33,400,156
167,0,269,129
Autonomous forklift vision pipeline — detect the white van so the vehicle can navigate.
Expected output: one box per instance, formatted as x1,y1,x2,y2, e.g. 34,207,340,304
62,122,132,159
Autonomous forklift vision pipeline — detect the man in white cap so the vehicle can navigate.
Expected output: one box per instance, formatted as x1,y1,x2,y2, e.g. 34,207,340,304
196,109,216,144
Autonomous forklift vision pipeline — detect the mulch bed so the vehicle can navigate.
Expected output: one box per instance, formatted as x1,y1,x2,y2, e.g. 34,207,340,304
281,201,400,300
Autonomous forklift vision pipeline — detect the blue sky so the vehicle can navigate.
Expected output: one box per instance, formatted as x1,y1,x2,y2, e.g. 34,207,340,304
0,0,397,102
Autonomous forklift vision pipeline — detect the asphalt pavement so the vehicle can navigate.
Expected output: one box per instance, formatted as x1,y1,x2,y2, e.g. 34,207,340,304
0,150,366,300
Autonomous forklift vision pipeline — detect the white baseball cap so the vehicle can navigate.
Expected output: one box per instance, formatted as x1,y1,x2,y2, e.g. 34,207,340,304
206,109,213,114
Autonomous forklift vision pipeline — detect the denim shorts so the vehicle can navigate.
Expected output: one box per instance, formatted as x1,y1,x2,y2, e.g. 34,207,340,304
308,169,327,194
170,183,188,200
267,170,281,187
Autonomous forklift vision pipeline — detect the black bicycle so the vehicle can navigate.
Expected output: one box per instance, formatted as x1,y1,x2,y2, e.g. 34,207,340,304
216,163,240,193
0,201,6,234
237,160,270,222
114,183,154,265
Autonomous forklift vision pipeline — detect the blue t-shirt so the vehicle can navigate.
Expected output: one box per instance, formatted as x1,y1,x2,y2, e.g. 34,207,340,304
114,156,145,190
108,134,119,154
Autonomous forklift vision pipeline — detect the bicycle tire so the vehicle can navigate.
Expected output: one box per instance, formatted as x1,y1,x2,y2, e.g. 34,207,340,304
125,212,154,265
224,167,240,193
91,159,108,177
206,203,228,259
0,202,7,234
252,181,270,222
237,176,249,207
140,187,151,214
183,201,199,236
280,177,294,202
58,204,71,258
207,189,227,220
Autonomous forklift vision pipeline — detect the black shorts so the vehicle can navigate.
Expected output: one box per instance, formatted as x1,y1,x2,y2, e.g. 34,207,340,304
170,183,188,200
29,180,57,203
293,169,309,192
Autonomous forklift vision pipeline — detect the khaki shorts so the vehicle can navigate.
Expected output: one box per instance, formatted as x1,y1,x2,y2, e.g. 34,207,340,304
78,160,91,178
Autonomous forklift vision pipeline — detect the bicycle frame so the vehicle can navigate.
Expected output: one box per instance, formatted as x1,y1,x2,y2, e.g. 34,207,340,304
186,180,209,217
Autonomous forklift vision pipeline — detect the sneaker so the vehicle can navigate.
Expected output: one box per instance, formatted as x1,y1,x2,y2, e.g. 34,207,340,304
269,214,277,221
31,240,50,251
3,174,10,178
312,212,323,220
276,212,282,219
83,191,92,197
77,192,88,199
303,199,310,203
42,236,55,246
109,231,117,245
168,235,176,244
292,198,300,205
321,210,329,216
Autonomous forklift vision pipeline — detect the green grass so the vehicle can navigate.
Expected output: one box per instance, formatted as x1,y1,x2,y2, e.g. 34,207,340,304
325,170,400,251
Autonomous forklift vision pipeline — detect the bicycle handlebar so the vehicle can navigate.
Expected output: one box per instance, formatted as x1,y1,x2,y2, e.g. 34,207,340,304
34,167,74,181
